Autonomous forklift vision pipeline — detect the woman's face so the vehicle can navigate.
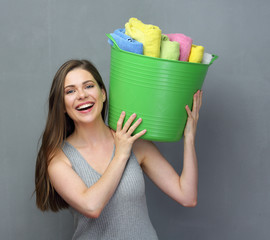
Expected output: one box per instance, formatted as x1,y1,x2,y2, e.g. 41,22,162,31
64,68,106,125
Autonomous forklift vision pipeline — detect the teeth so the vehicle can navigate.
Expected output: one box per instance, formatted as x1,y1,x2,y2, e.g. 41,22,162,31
76,103,93,110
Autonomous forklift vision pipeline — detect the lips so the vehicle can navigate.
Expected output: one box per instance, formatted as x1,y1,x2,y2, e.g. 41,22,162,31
76,102,94,111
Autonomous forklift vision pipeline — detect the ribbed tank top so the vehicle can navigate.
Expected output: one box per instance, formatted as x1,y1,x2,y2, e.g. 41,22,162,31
62,142,158,240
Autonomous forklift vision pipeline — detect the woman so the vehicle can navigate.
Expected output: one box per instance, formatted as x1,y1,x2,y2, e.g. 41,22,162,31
35,59,202,239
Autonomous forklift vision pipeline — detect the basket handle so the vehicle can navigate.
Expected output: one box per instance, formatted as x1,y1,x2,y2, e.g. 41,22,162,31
209,54,218,65
106,33,121,50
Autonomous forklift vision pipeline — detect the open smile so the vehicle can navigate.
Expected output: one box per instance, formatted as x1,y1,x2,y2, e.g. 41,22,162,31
76,102,94,112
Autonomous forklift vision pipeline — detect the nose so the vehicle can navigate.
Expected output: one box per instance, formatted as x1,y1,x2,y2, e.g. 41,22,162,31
77,88,89,99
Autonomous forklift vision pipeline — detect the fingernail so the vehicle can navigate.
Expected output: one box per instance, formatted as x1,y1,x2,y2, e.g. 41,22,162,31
138,118,142,122
132,113,136,117
121,111,125,115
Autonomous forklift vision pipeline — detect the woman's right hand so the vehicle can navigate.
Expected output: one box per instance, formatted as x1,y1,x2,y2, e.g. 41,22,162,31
113,111,146,161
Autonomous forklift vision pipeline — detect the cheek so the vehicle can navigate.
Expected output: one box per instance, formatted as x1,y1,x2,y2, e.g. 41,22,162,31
100,89,106,102
64,96,74,110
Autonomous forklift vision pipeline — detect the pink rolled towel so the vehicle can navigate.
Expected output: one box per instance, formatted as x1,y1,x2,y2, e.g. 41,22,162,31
165,33,193,61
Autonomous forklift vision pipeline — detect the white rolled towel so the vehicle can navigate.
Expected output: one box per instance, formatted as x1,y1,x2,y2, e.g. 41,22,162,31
202,53,213,64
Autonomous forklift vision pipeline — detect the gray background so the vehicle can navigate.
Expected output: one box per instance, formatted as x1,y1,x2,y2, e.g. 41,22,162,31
0,0,269,239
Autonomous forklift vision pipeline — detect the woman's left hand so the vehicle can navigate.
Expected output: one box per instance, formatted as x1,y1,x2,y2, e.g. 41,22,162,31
184,90,203,140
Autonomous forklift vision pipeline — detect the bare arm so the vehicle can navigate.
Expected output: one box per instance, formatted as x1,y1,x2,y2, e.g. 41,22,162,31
134,90,202,207
48,112,146,218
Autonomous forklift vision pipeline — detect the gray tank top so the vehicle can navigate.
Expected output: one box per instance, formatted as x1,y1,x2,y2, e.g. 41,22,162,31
62,142,158,240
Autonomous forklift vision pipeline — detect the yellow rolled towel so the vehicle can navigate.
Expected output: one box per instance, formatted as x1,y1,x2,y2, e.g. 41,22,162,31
188,44,205,63
160,34,180,60
125,18,162,58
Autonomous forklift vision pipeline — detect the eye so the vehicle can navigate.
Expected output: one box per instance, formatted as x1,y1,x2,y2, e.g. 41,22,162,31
86,84,94,89
66,89,75,94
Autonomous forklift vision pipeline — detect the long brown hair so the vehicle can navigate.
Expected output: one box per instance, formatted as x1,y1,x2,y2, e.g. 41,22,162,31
35,59,107,211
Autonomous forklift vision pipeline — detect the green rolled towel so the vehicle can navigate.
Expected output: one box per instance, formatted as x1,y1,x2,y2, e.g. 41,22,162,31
160,34,180,60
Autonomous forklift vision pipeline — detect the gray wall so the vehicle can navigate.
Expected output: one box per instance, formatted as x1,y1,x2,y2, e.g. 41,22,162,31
0,0,269,239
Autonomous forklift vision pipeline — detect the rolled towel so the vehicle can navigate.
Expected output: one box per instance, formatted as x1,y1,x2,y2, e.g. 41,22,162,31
160,34,180,60
125,18,162,58
166,33,193,61
108,28,143,55
202,52,213,64
188,44,204,63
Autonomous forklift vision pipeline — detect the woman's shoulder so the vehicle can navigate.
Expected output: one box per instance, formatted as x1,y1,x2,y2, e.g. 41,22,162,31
133,138,156,164
48,146,72,170
134,138,157,150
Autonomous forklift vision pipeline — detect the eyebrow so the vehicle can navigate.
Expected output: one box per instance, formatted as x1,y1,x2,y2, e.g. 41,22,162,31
64,80,95,89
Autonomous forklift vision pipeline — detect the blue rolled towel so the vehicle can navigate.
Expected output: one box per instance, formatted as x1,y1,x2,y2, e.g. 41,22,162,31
108,28,143,54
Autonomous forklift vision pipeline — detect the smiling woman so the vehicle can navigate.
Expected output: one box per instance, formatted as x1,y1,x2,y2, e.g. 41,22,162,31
35,60,108,211
35,59,202,240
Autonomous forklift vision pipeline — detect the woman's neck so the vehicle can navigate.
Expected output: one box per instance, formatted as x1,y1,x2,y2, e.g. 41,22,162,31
68,117,113,148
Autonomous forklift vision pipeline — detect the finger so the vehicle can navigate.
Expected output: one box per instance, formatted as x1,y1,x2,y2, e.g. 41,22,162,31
122,113,137,132
110,128,116,137
195,90,201,112
197,91,202,112
127,118,142,135
192,91,198,113
198,90,203,110
185,105,192,118
117,111,125,132
196,90,202,111
131,129,147,141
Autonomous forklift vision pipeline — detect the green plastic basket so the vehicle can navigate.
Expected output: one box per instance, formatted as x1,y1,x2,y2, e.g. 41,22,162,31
107,34,218,142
